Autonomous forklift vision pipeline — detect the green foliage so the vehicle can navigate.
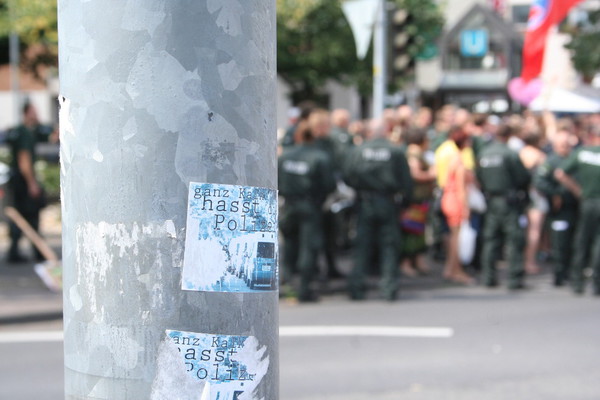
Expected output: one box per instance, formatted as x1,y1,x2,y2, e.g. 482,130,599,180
276,0,321,27
277,0,372,103
277,0,444,103
0,0,445,105
0,0,58,79
565,9,600,81
35,160,60,201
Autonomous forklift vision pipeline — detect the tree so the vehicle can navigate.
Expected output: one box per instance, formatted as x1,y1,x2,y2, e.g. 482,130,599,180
0,0,58,79
277,0,371,104
277,0,443,105
565,9,600,82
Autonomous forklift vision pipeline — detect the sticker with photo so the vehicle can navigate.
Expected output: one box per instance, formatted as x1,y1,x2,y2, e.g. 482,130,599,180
182,182,278,293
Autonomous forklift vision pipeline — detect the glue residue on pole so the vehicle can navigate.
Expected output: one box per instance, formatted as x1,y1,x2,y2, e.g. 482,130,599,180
182,182,278,293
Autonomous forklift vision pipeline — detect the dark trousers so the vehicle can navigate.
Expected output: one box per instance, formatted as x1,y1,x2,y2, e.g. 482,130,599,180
8,176,43,259
570,199,600,294
548,207,577,286
481,197,526,288
280,201,323,298
350,196,401,300
321,210,338,276
429,188,448,260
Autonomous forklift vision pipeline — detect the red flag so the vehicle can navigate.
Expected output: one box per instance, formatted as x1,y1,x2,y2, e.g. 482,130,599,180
521,0,582,81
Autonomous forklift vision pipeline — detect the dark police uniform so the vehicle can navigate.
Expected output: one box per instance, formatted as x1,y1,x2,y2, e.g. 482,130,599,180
314,135,342,278
559,144,600,295
278,143,336,301
330,125,354,170
6,123,50,261
280,123,298,148
534,152,578,286
326,127,356,255
343,137,412,300
477,140,530,289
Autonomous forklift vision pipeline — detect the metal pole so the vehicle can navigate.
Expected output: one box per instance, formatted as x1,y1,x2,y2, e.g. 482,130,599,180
372,0,387,119
59,1,278,399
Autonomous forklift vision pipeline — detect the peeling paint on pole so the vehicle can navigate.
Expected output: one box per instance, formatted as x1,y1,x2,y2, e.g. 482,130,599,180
59,1,278,398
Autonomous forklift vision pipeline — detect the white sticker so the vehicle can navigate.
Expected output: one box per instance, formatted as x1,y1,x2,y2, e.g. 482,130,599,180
182,182,278,293
152,330,269,400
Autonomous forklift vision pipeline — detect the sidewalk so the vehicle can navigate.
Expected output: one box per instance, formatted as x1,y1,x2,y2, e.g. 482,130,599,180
0,203,560,324
0,261,63,323
0,204,63,324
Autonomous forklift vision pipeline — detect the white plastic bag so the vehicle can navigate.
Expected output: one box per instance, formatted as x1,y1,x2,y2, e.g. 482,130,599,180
458,219,477,265
468,184,487,213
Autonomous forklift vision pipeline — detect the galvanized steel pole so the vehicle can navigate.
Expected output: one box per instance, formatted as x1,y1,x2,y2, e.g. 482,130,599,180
59,1,278,398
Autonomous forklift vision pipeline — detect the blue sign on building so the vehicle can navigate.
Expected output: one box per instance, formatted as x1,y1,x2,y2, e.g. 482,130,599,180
460,30,488,58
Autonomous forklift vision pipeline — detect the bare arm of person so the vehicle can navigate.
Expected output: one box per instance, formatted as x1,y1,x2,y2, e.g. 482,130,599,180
452,155,469,220
554,169,582,199
408,156,436,183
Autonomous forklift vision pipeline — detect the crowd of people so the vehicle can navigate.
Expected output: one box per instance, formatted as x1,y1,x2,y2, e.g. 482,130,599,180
277,102,600,302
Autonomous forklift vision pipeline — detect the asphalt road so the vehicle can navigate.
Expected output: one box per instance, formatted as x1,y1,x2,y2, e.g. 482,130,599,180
1,275,599,400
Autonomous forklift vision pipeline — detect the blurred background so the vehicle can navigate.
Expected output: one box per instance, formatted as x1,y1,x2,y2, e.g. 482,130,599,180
1,0,600,399
0,0,599,135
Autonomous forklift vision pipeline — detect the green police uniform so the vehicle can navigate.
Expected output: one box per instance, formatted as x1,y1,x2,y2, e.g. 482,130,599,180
343,138,413,300
477,140,530,289
559,145,600,295
330,126,354,170
534,152,578,286
471,135,493,160
280,124,297,148
278,143,336,301
313,135,341,278
327,127,356,254
6,123,50,261
313,136,337,169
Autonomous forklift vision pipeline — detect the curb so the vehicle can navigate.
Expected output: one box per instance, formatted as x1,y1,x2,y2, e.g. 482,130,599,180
0,310,63,325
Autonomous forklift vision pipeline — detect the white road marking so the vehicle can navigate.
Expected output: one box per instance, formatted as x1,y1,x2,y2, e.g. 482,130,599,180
0,325,454,344
279,325,454,338
0,330,64,344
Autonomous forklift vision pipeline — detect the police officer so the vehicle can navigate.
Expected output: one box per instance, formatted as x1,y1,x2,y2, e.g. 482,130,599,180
330,108,354,164
555,125,600,296
343,117,413,301
280,101,316,148
328,109,356,253
6,102,53,262
477,124,530,289
311,109,343,279
533,121,578,286
278,110,336,302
